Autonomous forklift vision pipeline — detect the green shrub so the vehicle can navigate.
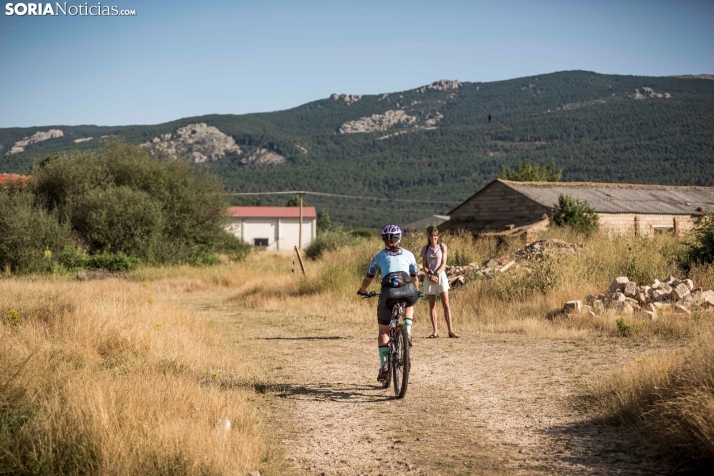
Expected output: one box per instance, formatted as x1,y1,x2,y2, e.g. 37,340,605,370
349,228,373,239
30,139,238,265
552,194,598,234
305,227,367,259
496,157,562,182
0,189,75,274
688,212,714,265
85,252,141,272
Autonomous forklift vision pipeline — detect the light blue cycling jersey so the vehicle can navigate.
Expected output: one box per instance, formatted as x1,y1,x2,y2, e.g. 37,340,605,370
366,248,419,278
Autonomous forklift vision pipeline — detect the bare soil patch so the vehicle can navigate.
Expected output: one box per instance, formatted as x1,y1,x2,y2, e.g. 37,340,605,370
180,293,675,475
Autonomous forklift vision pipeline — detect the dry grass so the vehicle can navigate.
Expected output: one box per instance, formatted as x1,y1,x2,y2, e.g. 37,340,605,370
588,335,714,471
223,230,710,340
4,227,708,473
0,277,267,475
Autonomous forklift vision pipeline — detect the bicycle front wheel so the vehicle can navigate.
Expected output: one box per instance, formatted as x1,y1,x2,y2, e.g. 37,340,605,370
392,324,410,398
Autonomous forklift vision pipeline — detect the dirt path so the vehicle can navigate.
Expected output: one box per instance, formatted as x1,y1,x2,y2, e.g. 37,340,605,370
185,297,673,475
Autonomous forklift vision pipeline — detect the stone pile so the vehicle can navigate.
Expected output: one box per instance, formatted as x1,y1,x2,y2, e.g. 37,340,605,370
512,239,580,261
563,275,714,320
443,239,579,287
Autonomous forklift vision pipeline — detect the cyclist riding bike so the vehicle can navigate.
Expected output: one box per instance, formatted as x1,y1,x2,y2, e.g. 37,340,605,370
358,225,420,382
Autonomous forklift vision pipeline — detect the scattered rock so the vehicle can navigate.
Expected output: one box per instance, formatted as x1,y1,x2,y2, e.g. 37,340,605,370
609,277,629,293
670,283,690,302
623,281,637,297
563,300,582,314
615,301,634,315
499,261,515,273
674,304,691,314
485,259,499,269
593,300,605,314
73,137,93,143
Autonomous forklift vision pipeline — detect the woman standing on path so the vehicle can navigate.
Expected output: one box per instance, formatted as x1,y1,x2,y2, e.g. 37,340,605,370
420,226,459,338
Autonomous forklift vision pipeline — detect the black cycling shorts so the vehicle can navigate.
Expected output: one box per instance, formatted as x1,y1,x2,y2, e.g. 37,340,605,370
376,282,419,325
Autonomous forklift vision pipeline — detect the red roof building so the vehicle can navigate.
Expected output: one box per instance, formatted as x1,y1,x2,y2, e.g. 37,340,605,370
227,206,317,219
0,174,30,187
225,206,317,250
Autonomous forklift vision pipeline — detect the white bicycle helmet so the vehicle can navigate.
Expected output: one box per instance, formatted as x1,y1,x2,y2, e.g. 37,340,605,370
381,224,402,244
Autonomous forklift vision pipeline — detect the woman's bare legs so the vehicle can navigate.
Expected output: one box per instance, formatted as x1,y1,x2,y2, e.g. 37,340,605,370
428,294,438,334
440,291,455,335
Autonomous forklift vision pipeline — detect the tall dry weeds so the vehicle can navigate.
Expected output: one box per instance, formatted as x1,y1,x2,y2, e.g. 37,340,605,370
0,278,267,475
588,335,714,471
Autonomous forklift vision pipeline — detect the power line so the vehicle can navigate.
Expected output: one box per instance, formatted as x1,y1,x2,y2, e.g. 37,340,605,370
229,190,460,205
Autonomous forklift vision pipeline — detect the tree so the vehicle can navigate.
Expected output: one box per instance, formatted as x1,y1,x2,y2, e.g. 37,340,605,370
552,194,598,234
496,158,562,182
286,194,306,207
316,209,332,234
688,211,714,264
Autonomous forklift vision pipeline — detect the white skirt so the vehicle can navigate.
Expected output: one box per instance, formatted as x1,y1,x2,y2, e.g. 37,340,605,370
423,270,450,295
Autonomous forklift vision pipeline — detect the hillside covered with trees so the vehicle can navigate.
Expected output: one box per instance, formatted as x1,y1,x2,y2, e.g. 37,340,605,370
2,71,713,228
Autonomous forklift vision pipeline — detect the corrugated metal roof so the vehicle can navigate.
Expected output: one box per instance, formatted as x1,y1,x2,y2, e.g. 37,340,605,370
403,214,450,231
500,180,714,215
227,206,317,218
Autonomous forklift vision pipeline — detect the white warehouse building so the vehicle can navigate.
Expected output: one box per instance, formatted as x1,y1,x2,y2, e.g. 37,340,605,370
225,206,317,250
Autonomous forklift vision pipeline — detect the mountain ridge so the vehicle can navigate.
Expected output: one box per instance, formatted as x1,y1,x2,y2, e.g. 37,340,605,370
2,70,713,228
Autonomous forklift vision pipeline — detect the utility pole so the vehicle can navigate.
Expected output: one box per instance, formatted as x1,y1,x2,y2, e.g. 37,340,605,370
298,192,304,250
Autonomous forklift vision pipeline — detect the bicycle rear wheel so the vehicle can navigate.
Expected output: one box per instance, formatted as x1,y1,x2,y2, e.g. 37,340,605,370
392,324,410,398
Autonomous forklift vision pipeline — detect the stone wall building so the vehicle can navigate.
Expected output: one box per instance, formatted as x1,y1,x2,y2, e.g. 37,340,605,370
439,180,714,238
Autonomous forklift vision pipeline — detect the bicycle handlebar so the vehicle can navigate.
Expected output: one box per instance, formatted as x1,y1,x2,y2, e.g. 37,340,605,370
357,290,425,299
357,290,378,298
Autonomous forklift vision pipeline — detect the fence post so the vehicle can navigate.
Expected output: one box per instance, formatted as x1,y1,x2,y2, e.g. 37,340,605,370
294,246,306,277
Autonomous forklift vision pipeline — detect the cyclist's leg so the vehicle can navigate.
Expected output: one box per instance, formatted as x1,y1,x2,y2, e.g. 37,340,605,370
376,289,392,378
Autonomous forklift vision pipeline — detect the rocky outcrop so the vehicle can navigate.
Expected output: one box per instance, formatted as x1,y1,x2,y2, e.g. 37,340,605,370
73,137,93,143
339,110,417,134
240,148,286,165
141,123,241,163
331,93,362,104
416,79,460,93
8,129,64,154
629,87,670,100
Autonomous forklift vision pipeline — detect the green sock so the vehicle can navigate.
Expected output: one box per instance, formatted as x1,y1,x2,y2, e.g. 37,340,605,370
379,346,389,367
404,319,412,336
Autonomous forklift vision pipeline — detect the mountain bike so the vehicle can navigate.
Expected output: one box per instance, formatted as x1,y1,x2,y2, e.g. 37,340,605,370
359,291,423,399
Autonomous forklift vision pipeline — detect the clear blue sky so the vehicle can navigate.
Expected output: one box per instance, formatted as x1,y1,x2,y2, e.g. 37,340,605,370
1,0,712,127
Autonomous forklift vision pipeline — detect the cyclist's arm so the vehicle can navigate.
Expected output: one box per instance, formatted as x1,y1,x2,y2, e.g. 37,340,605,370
359,275,373,294
360,254,379,293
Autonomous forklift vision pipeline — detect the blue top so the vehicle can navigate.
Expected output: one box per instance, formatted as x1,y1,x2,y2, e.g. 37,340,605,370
366,248,419,278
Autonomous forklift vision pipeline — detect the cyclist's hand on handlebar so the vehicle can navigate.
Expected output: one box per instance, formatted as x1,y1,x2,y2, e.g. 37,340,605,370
357,290,377,298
